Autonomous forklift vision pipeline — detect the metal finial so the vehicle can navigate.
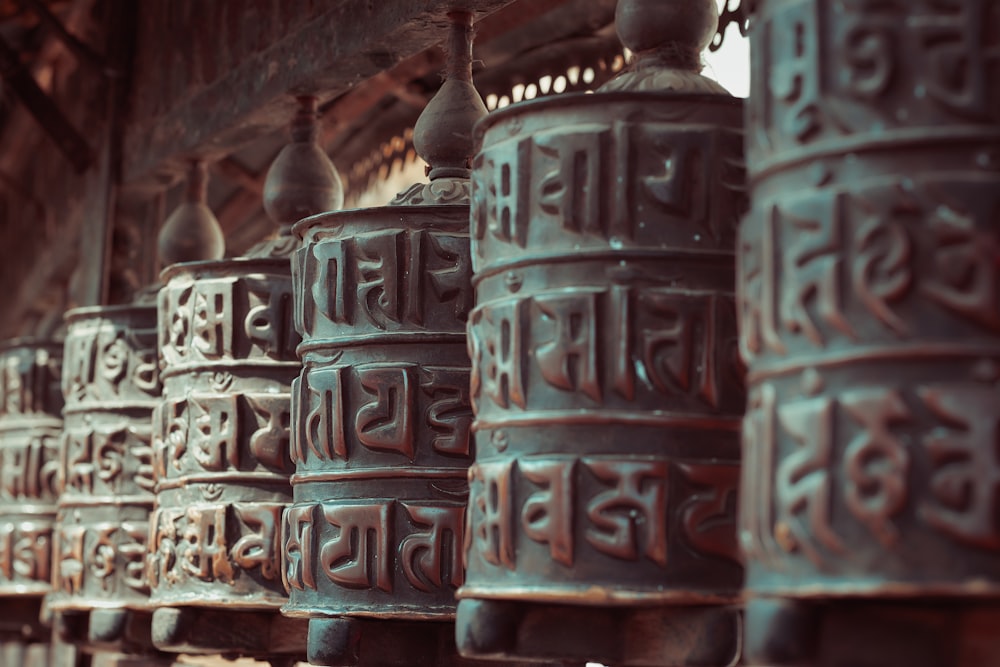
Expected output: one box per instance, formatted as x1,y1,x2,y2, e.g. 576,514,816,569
601,0,729,94
392,10,487,206
263,95,345,227
157,160,225,266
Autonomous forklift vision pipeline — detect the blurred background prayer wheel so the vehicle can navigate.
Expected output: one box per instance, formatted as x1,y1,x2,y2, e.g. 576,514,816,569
0,338,63,658
50,302,166,658
738,1,1000,665
455,1,747,664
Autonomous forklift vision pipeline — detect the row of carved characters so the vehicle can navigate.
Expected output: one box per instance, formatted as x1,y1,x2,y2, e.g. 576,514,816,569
0,519,52,587
741,372,1000,580
60,424,154,498
748,0,1000,163
293,363,471,467
292,227,472,340
159,274,298,367
468,287,743,417
153,391,292,478
0,435,58,502
465,455,741,583
53,519,149,600
283,499,465,598
739,178,1000,365
62,323,159,404
147,502,284,593
470,119,745,270
0,347,62,419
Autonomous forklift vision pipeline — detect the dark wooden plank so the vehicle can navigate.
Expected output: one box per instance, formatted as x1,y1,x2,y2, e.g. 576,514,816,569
122,0,520,187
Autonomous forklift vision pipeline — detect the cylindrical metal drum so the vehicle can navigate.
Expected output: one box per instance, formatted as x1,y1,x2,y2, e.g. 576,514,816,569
456,92,746,666
149,257,305,657
0,339,63,659
49,304,160,651
286,201,496,666
739,1,1000,664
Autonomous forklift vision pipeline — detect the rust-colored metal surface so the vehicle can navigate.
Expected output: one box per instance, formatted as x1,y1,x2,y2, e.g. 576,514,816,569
455,87,746,665
739,1,1000,664
50,304,161,653
149,257,305,657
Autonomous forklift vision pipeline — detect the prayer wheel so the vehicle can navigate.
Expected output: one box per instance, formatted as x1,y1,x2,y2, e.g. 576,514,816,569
147,154,327,659
455,1,746,664
0,338,63,657
739,1,1000,665
282,12,519,667
50,302,164,656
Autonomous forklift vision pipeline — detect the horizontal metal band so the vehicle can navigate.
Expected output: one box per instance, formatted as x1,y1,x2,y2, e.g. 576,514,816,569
473,248,735,285
473,410,742,431
281,605,456,621
750,127,1000,184
57,495,154,508
298,332,467,355
291,467,468,484
155,471,292,491
748,344,1000,383
64,401,159,413
456,584,740,606
160,359,300,379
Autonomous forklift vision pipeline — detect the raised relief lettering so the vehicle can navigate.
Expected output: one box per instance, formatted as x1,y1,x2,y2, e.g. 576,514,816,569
14,524,50,583
469,300,528,410
297,368,346,462
426,233,474,322
189,394,239,471
678,461,741,563
245,280,297,358
355,365,415,459
535,129,607,237
841,388,910,547
180,506,234,583
244,393,292,471
920,383,1000,549
399,503,465,592
852,202,912,337
422,367,472,457
320,501,393,591
58,525,86,594
476,139,531,251
89,523,117,587
739,384,782,566
468,459,516,569
311,240,351,328
584,458,668,567
768,2,823,143
191,279,235,359
355,231,404,329
534,290,601,403
775,397,845,566
231,503,283,580
521,457,575,567
120,521,148,593
283,504,317,591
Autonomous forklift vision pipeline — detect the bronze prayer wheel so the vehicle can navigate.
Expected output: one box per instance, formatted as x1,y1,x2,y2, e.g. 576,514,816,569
456,39,747,667
50,304,161,653
149,257,305,657
0,338,63,652
739,1,1000,664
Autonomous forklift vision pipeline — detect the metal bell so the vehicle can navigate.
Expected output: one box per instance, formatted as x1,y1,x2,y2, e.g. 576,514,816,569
0,338,64,656
50,301,166,657
456,1,747,664
739,1,1000,664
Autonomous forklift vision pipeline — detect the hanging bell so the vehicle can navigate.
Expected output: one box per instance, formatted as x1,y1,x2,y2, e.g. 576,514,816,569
49,298,170,660
456,1,747,664
281,12,521,667
148,146,339,659
739,1,1000,665
0,338,64,657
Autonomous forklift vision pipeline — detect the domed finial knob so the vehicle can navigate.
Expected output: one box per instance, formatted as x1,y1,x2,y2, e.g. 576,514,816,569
602,0,727,94
411,11,487,181
263,96,345,226
616,0,718,60
157,160,225,266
